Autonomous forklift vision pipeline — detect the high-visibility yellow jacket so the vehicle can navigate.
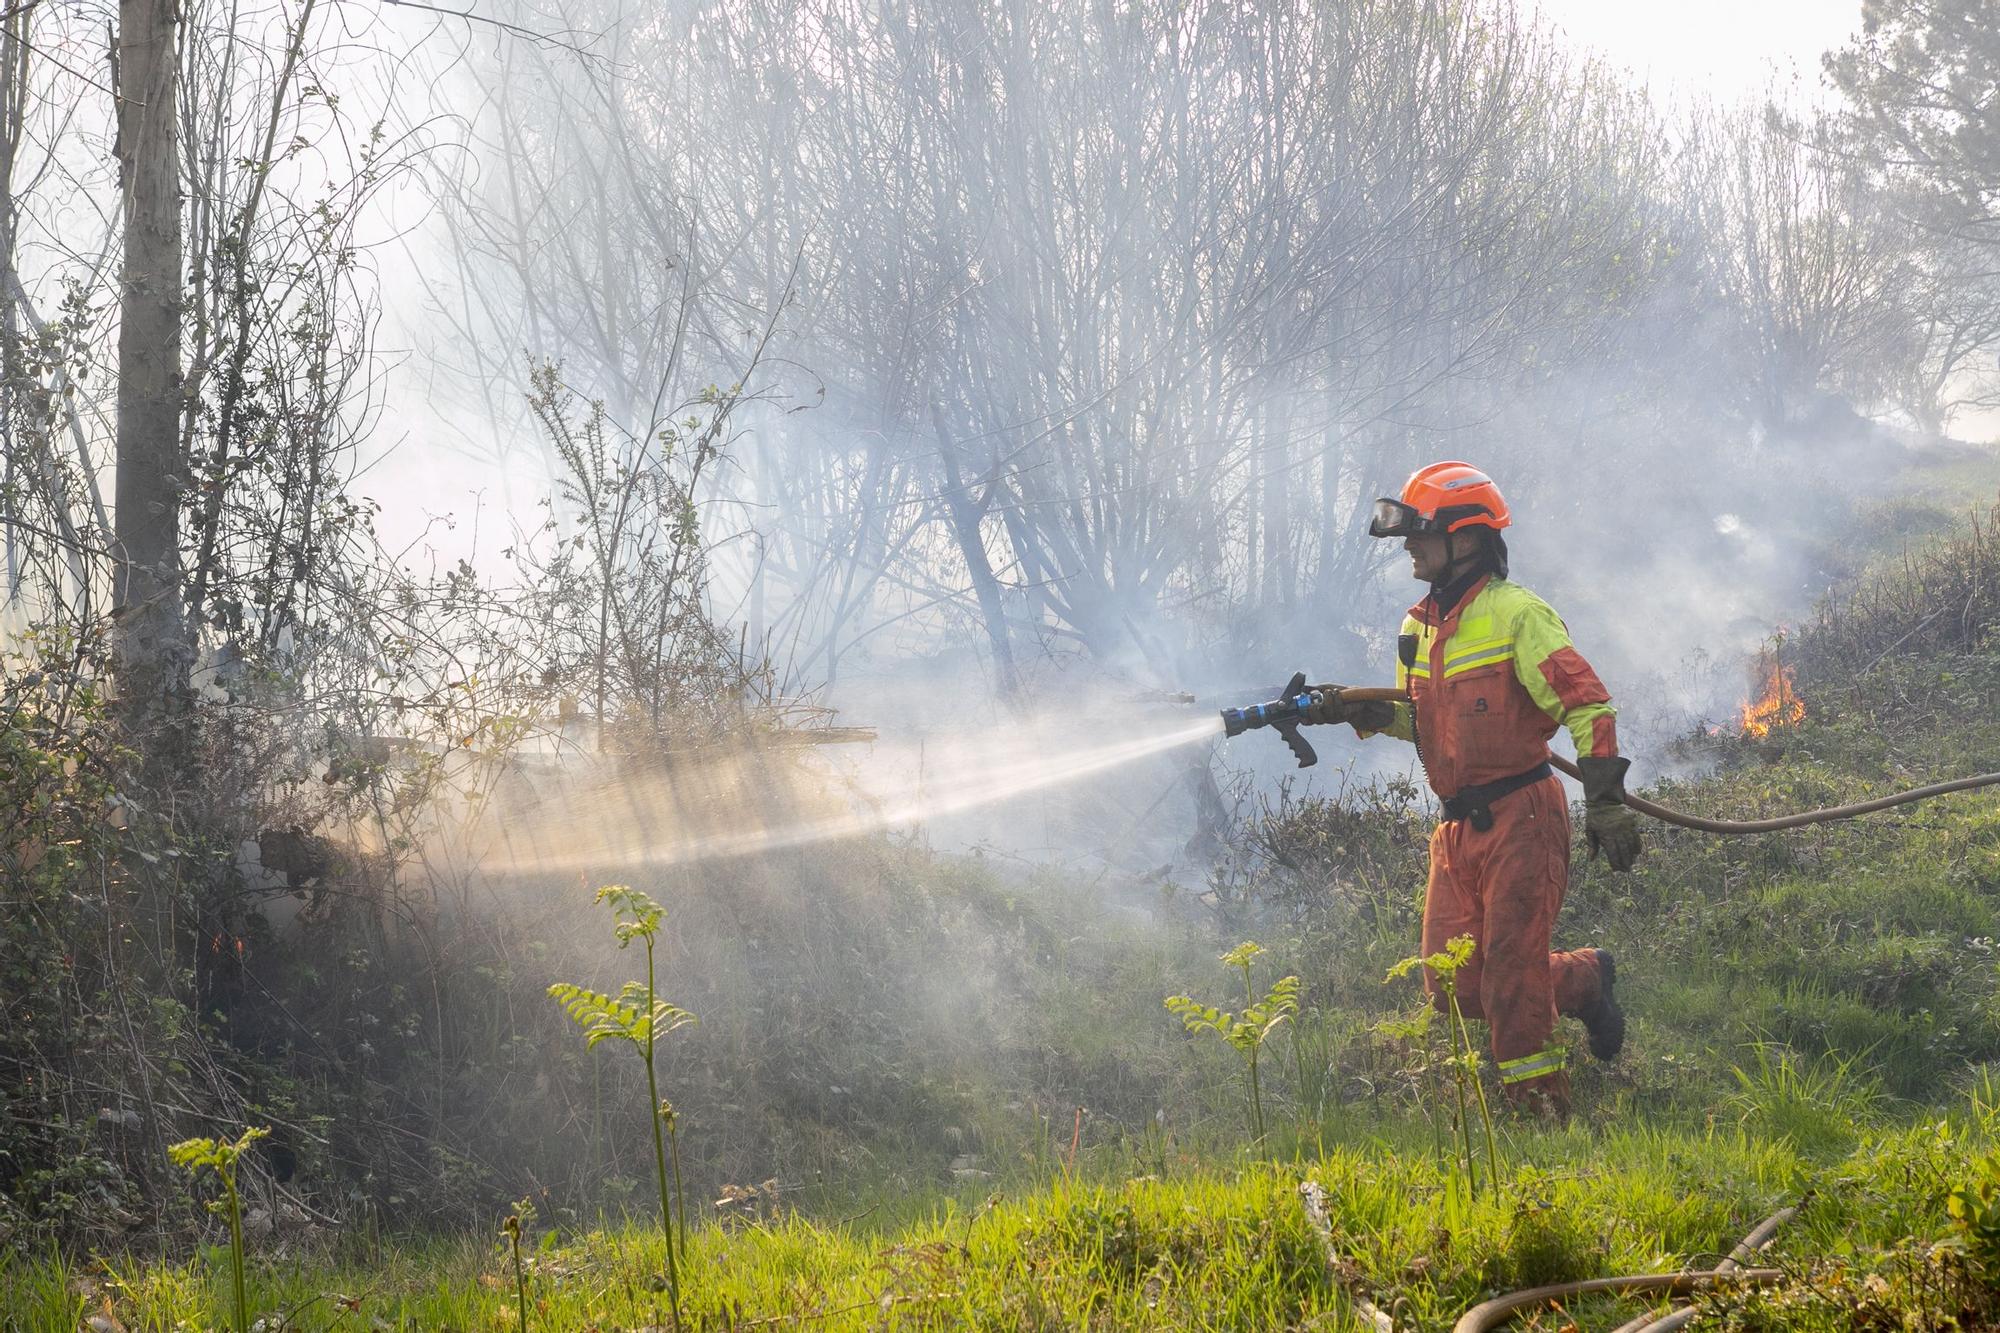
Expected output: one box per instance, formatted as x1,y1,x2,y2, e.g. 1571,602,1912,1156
1366,575,1618,799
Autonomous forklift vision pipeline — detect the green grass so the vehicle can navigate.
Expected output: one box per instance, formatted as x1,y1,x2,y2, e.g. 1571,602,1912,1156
6,1112,1994,1332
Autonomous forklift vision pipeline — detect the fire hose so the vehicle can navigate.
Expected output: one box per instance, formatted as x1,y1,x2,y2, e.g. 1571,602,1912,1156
1222,678,2000,833
1609,1204,1797,1333
1303,1179,1797,1333
1458,1205,1797,1333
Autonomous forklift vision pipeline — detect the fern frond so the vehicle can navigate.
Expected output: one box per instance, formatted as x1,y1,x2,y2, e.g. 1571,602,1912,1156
547,981,644,1048
1165,994,1235,1037
647,1001,697,1040
168,1138,221,1171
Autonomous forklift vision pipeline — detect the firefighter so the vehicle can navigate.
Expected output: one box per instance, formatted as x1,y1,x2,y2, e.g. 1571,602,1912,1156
1305,461,1638,1116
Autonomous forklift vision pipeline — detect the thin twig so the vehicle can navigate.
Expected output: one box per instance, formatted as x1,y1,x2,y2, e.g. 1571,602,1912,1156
379,0,617,65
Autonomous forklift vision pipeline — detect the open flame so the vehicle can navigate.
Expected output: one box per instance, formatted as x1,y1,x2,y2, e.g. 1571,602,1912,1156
1739,653,1805,738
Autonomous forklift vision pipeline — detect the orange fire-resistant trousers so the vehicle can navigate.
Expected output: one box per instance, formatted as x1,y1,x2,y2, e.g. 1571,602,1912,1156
1420,774,1605,1116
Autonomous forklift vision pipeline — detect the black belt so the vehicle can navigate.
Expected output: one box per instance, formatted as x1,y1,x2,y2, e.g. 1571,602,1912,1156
1441,762,1552,832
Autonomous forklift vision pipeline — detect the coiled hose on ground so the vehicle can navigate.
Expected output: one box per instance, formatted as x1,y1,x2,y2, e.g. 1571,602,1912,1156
1336,687,2000,832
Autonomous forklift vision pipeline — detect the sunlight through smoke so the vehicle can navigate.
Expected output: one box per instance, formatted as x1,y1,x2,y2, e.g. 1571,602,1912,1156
474,715,1226,877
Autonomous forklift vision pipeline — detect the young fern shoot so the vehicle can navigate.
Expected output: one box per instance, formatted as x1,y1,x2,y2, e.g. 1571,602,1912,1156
166,1126,270,1333
548,886,697,1327
1165,941,1301,1144
501,1199,533,1333
1387,934,1502,1197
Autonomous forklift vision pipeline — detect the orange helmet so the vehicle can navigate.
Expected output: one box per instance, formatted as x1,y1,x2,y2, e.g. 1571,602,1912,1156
1368,461,1512,538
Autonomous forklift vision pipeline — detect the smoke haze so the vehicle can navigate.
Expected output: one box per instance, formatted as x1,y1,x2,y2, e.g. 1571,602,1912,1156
343,0,1999,869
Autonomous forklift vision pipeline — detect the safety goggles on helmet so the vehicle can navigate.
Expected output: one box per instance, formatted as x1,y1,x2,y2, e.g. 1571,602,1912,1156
1368,498,1431,538
1367,497,1498,539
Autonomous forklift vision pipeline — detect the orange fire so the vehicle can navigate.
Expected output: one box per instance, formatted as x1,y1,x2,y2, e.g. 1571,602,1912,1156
1739,656,1805,738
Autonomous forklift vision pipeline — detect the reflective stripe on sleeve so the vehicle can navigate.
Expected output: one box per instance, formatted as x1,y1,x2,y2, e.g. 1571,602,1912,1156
1498,1046,1567,1084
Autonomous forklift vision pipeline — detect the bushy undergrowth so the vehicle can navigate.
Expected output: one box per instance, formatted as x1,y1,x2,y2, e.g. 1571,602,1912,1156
0,667,197,1249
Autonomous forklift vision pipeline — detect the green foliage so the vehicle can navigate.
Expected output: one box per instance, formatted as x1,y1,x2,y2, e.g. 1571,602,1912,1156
1387,935,1502,1197
164,1127,270,1179
1947,1150,2000,1271
546,981,695,1051
500,1197,534,1333
548,885,695,1326
1490,1173,1595,1291
520,367,754,747
16,1111,2000,1331
9,489,1996,1268
546,887,695,1060
166,1126,270,1333
1165,953,1301,1060
1828,0,2000,223
1383,933,1473,985
1228,774,1431,951
1726,1043,1882,1158
0,664,138,1241
1165,941,1300,1143
1788,495,2000,745
597,884,666,945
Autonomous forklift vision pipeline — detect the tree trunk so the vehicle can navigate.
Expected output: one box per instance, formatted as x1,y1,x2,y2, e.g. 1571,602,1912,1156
931,406,1022,703
113,0,189,766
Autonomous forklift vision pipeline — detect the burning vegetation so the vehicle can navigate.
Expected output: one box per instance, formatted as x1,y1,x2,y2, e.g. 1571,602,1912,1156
1739,646,1806,738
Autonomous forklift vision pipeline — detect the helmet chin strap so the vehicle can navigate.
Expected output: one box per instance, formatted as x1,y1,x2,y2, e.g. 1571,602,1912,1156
1431,528,1492,590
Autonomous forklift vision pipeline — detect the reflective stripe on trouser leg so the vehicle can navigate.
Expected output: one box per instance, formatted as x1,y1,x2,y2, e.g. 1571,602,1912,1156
1498,1046,1567,1085
1470,777,1568,1081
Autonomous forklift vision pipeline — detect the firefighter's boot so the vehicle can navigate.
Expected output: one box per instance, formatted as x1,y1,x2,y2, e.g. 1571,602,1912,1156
1579,948,1624,1061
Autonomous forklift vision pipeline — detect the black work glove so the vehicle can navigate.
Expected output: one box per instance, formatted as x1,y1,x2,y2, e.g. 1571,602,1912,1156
1577,755,1642,872
1299,686,1397,733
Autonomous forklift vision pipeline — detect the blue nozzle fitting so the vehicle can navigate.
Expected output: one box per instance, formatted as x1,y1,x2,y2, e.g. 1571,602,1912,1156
1219,689,1311,737
1218,672,1321,768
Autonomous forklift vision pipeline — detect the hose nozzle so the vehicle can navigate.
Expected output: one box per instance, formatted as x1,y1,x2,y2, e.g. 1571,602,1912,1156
1219,671,1319,768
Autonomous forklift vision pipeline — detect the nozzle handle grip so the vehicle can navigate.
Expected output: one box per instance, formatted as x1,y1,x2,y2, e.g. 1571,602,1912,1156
1277,720,1317,769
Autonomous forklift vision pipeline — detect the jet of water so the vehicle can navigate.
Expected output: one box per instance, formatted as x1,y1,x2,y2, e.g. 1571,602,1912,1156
476,714,1226,877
